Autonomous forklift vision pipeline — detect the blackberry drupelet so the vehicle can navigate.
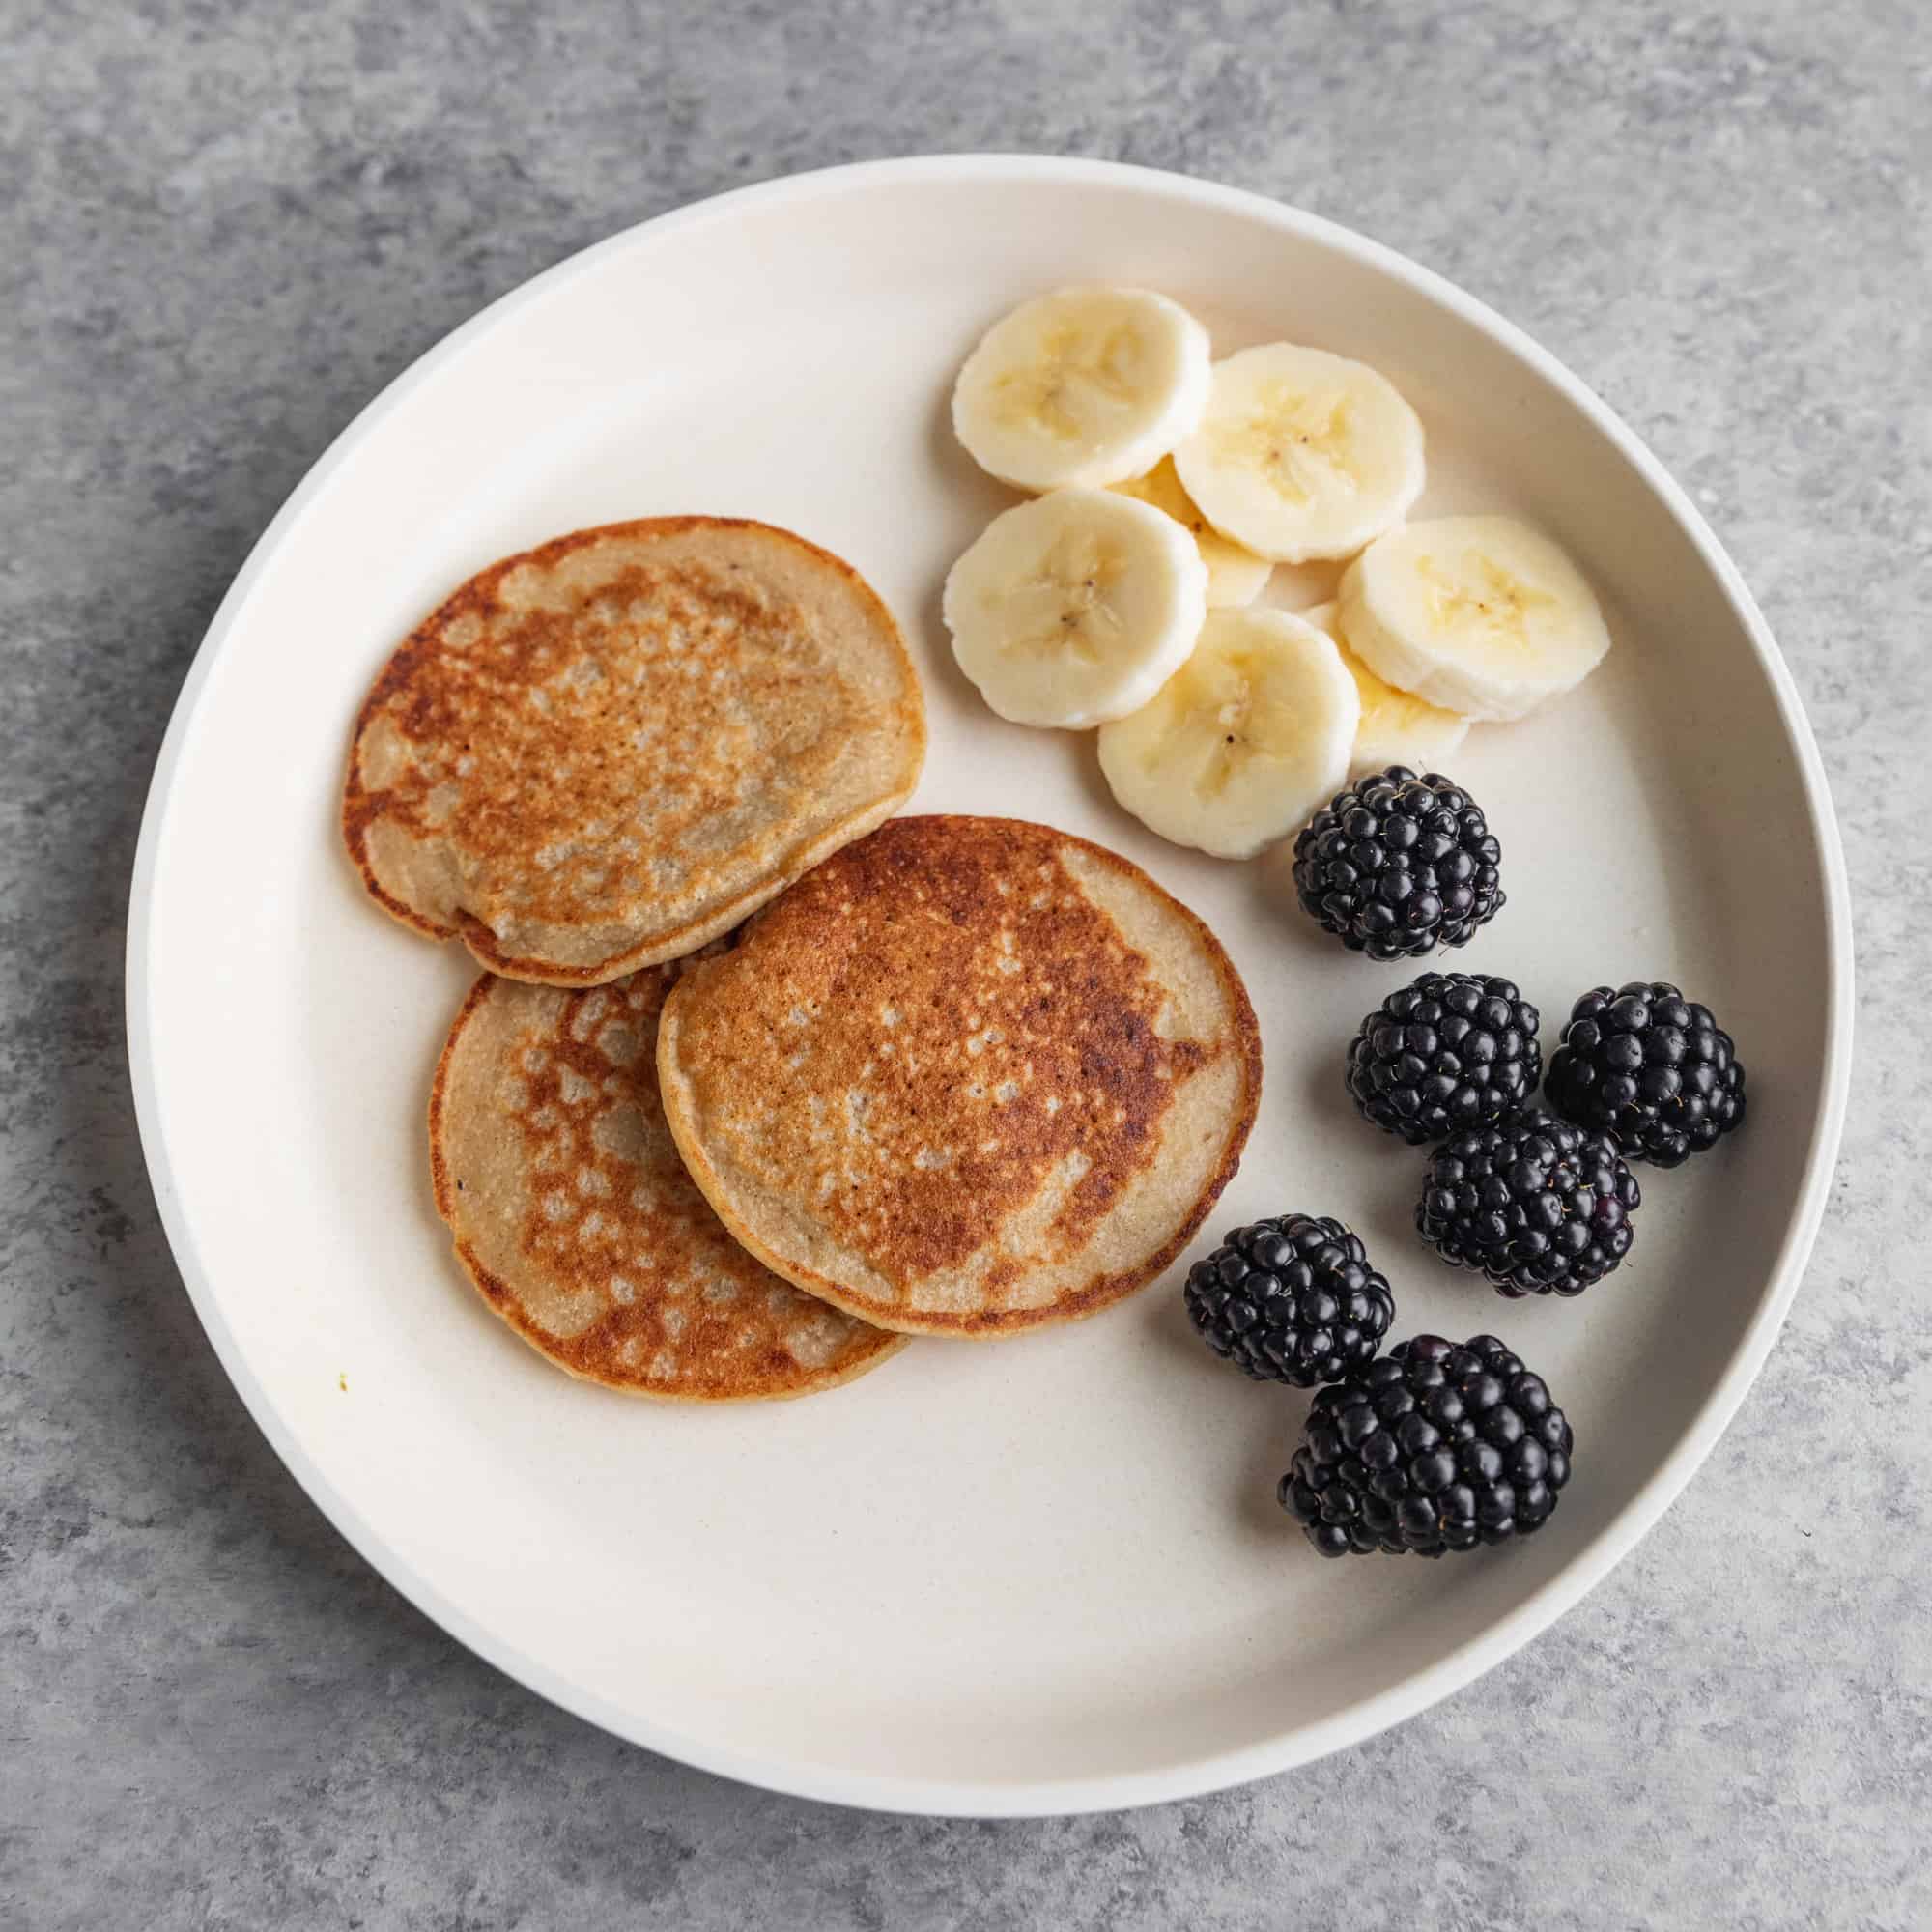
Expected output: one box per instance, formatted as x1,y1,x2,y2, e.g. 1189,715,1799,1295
1279,1334,1574,1556
1546,980,1747,1168
1417,1113,1638,1296
1183,1214,1395,1386
1346,972,1541,1145
1290,766,1503,960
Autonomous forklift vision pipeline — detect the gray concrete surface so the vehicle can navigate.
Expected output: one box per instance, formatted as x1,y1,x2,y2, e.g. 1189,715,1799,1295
4,1,1927,1925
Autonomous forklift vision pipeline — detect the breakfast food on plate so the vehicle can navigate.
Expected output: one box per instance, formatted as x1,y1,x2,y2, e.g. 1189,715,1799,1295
1302,600,1471,779
952,286,1212,491
1416,1115,1640,1297
1546,981,1747,1167
942,489,1208,728
1291,766,1504,959
657,814,1263,1337
941,296,1617,890
430,967,904,1400
342,278,1702,1600
1337,515,1610,723
1346,974,1542,1145
1182,1213,1395,1387
1280,1334,1574,1557
1171,343,1425,564
343,516,925,985
1110,457,1272,607
1096,608,1358,860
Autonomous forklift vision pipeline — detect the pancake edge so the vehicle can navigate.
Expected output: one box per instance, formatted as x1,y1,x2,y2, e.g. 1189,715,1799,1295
426,971,910,1402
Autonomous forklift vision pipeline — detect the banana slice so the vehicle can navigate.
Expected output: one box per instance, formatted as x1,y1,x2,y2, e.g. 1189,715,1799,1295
1172,344,1425,564
1110,456,1272,608
943,489,1209,729
1338,515,1610,722
1303,600,1471,777
1097,608,1359,860
952,287,1213,492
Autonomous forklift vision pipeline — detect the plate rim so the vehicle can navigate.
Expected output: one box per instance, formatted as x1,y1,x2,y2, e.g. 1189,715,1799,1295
124,152,1856,1816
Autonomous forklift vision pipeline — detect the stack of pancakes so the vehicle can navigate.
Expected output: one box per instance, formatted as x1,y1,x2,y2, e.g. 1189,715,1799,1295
345,516,1261,1401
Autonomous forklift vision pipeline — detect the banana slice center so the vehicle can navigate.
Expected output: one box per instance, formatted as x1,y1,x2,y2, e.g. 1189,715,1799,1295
992,323,1148,440
1001,529,1127,665
1216,385,1358,506
1196,703,1250,799
1417,551,1558,652
1180,653,1284,797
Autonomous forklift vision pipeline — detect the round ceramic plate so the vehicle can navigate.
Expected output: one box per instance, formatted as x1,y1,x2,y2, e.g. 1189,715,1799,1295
128,156,1851,1814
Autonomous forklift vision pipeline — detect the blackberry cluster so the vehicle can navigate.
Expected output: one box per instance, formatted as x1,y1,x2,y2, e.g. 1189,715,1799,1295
1183,1214,1395,1387
1547,981,1746,1168
1417,1114,1639,1296
1291,767,1504,961
1346,973,1541,1145
1280,1334,1573,1556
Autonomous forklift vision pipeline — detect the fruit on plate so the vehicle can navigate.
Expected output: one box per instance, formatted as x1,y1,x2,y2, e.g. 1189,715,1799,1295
1172,343,1425,564
1416,1114,1640,1297
1110,456,1272,607
1546,981,1747,1167
1303,599,1470,778
1097,607,1358,860
1290,765,1503,959
1183,1213,1395,1387
1279,1334,1574,1557
1346,973,1541,1145
952,286,1213,492
1337,514,1610,723
942,488,1209,728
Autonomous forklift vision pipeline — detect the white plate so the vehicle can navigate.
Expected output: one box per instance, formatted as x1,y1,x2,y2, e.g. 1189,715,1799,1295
127,156,1852,1815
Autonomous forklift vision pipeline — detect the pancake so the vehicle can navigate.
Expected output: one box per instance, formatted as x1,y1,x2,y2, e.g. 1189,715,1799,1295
344,517,925,985
429,967,905,1400
657,815,1263,1337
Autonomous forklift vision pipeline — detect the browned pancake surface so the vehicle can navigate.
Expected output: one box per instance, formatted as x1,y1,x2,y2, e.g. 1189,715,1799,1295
658,816,1262,1335
345,517,924,984
430,969,904,1399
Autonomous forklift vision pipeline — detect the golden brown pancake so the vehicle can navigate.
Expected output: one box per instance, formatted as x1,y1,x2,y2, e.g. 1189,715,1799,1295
429,968,905,1400
344,517,925,985
657,816,1263,1337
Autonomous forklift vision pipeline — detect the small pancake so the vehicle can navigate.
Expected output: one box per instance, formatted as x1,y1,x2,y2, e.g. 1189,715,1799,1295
345,517,925,985
658,815,1263,1337
430,968,905,1400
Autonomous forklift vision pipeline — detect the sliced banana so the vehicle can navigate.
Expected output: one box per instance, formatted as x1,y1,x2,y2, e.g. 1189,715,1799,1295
1097,608,1359,860
943,489,1210,729
1338,515,1610,723
1110,456,1272,608
1172,343,1425,564
952,287,1213,492
1303,600,1471,777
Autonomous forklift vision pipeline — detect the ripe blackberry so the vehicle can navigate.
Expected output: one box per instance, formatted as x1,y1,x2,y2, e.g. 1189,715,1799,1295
1183,1214,1395,1386
1279,1334,1574,1557
1346,972,1541,1145
1418,1113,1638,1296
1546,981,1747,1168
1290,766,1503,960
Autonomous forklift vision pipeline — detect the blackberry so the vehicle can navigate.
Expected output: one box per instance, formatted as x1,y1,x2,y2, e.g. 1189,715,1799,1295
1279,1334,1574,1557
1417,1114,1638,1295
1183,1214,1395,1386
1346,972,1541,1145
1546,981,1747,1168
1291,766,1503,960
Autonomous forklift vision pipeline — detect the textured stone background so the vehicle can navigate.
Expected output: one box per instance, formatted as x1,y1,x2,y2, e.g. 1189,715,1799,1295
4,1,1927,1926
